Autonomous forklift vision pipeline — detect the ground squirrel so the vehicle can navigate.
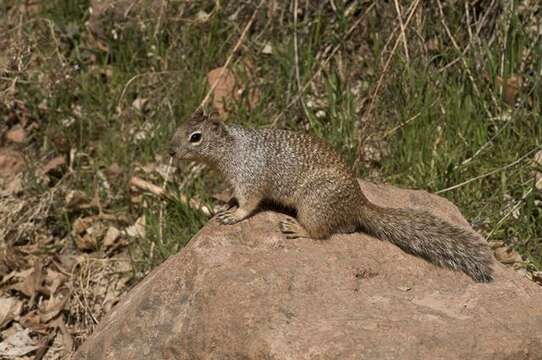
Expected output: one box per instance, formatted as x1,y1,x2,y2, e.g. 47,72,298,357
169,111,494,282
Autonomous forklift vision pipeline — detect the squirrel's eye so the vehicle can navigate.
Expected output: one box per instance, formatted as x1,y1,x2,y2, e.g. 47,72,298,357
189,132,202,143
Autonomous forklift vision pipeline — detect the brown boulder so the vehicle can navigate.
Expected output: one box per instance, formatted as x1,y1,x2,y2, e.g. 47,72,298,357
74,181,542,359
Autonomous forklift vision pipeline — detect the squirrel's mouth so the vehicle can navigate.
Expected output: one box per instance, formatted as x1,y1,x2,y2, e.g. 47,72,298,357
170,149,196,162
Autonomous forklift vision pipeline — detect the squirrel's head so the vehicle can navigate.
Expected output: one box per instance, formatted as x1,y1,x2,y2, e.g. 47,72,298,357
169,110,232,165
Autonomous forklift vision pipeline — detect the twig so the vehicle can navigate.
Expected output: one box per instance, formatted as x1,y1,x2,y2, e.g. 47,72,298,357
33,330,56,360
271,1,377,126
198,0,265,112
362,0,421,128
474,0,498,37
380,100,439,140
393,0,410,64
435,0,496,117
487,187,533,239
293,0,310,119
130,176,212,216
153,0,167,39
436,146,540,194
293,0,302,91
117,71,181,110
381,112,420,140
464,1,474,46
118,1,263,112
459,120,512,168
439,0,498,74
157,158,173,247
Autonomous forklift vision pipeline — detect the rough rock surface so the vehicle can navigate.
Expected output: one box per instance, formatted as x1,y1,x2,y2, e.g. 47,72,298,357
74,181,542,360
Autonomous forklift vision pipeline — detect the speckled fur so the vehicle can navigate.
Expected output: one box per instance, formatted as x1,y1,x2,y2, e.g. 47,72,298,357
170,112,494,282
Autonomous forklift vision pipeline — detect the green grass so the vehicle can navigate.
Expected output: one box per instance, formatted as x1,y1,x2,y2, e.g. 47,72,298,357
3,0,541,275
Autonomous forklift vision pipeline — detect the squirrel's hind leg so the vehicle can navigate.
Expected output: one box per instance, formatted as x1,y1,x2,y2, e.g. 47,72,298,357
279,218,310,239
279,214,332,240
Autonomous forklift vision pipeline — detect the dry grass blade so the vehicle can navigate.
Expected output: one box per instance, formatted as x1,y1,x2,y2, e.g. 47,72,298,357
198,0,266,113
293,0,309,117
488,187,534,239
435,0,497,117
271,1,377,125
436,147,541,194
362,0,421,128
393,0,410,64
130,176,212,216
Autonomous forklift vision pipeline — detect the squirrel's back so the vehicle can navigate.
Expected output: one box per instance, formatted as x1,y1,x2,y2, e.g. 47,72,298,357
225,125,365,210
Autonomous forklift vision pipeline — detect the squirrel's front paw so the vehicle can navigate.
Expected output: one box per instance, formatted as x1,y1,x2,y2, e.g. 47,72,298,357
216,209,241,225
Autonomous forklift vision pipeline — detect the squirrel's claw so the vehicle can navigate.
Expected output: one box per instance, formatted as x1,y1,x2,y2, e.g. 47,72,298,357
215,209,241,225
279,218,309,239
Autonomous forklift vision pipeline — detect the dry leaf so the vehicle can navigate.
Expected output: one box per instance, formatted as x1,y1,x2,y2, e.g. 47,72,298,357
494,246,523,264
0,324,39,357
207,67,237,118
50,317,73,353
533,150,542,192
104,162,122,179
488,240,505,250
64,190,90,210
41,156,66,175
54,254,82,274
426,37,439,51
18,309,44,332
10,263,45,300
0,173,23,196
73,217,104,251
196,10,210,22
132,121,154,143
262,43,273,54
536,176,542,192
73,217,95,235
496,75,522,106
132,97,148,112
155,163,176,180
0,247,30,279
5,126,26,144
0,53,8,72
0,297,23,329
125,216,146,238
39,288,69,323
44,269,67,296
1,268,32,287
207,65,260,118
75,232,98,252
103,226,121,249
139,162,156,174
19,0,42,14
0,148,25,180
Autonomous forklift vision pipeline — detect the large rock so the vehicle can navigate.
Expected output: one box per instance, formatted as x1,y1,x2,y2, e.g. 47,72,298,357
74,181,542,359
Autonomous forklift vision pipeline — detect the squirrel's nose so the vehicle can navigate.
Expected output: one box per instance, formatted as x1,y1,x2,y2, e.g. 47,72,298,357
168,148,177,157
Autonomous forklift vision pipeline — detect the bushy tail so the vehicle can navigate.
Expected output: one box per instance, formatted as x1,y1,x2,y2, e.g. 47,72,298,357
359,206,494,282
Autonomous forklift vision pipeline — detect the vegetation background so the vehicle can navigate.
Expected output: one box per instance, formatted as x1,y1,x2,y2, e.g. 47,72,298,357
0,0,541,358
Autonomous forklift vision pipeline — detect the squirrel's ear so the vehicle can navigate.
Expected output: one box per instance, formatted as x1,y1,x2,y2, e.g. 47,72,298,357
187,108,206,126
194,108,206,120
209,118,228,135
